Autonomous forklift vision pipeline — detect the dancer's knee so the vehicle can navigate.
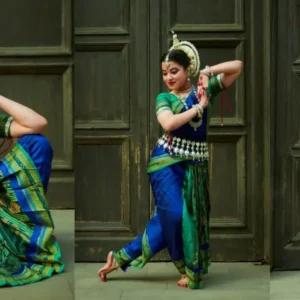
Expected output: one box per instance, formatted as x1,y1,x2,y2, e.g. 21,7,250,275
18,134,53,160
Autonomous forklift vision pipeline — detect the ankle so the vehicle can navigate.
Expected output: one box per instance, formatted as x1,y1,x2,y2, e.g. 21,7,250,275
109,251,120,268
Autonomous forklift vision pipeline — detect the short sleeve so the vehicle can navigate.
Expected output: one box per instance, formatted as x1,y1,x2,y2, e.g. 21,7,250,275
0,114,13,138
155,93,171,116
207,74,225,100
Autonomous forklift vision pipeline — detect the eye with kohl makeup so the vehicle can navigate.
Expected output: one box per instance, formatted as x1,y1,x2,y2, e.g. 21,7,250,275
162,68,179,77
170,68,179,74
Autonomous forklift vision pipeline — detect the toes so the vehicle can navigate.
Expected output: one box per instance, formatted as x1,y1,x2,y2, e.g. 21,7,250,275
177,276,188,288
98,269,108,282
177,282,188,288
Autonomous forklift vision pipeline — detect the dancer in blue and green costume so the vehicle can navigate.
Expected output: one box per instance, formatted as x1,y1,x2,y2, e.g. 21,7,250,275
98,32,243,289
0,94,64,286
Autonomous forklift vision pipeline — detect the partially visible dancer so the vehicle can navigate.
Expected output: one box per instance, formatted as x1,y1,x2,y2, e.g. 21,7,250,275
0,93,64,286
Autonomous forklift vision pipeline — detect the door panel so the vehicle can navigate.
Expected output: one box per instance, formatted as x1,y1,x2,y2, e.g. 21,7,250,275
74,0,150,261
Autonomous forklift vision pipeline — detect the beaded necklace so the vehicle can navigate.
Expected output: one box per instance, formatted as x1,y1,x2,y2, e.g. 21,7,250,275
172,86,203,131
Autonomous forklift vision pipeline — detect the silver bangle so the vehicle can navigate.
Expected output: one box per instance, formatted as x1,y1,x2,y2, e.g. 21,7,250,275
200,66,214,78
205,65,214,77
200,70,210,77
192,104,204,118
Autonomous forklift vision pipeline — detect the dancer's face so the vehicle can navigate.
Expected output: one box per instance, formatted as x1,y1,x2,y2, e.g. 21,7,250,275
161,61,189,92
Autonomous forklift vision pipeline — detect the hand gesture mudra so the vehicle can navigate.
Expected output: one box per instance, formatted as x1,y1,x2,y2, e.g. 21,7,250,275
197,74,210,109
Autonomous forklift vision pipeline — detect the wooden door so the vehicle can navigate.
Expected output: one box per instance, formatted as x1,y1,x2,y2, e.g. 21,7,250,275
75,0,266,262
272,0,300,269
0,0,74,208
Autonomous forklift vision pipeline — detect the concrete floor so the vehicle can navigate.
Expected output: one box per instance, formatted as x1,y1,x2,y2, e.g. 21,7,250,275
75,262,300,300
2,209,300,299
270,271,300,300
75,262,271,300
0,210,74,300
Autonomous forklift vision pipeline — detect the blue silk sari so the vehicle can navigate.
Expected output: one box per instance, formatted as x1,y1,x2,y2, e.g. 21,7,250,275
114,75,224,289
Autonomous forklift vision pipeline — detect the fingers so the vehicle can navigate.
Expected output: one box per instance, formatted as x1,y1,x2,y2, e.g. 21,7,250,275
197,87,207,98
199,93,211,108
197,88,206,99
197,76,208,97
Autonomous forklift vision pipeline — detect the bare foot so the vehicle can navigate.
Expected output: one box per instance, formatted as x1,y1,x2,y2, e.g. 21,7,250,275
97,251,119,282
177,274,188,288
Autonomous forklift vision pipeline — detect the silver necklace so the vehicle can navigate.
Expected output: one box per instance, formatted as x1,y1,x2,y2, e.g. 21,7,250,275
174,86,203,131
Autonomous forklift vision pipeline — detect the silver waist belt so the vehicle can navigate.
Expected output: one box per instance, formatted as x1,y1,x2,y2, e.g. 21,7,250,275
157,134,209,161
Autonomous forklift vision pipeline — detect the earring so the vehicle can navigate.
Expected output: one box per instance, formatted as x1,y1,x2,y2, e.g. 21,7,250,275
187,77,190,82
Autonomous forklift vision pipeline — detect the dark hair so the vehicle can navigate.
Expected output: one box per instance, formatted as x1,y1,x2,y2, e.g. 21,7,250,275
160,50,190,69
